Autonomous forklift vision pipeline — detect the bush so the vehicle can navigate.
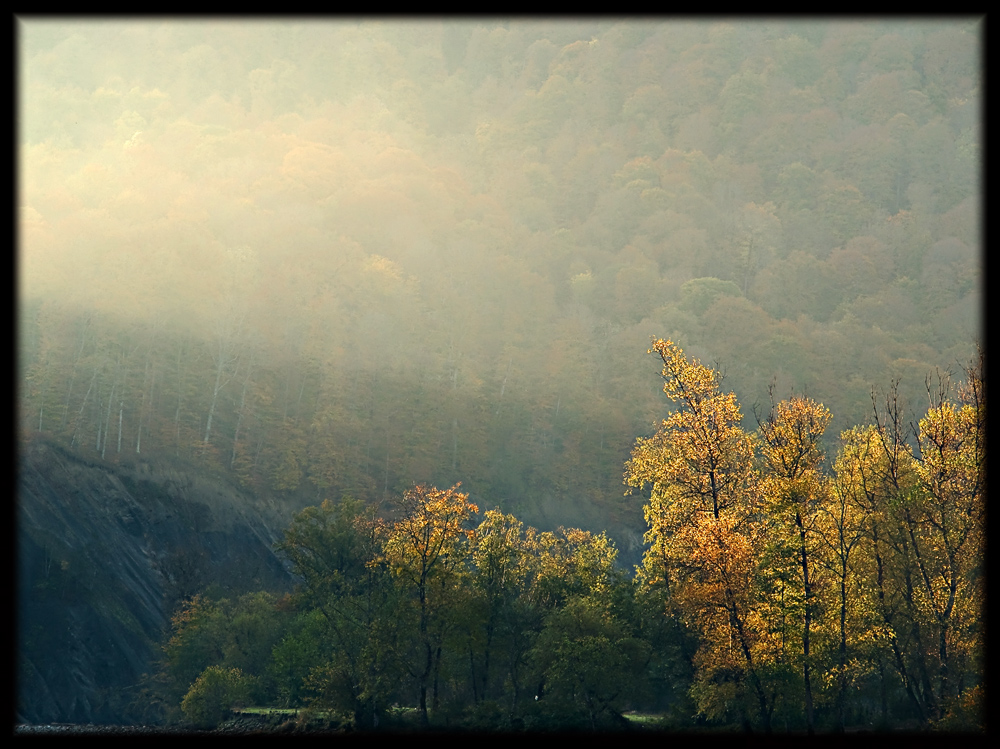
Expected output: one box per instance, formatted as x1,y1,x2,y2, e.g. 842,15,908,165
934,685,984,732
181,666,255,728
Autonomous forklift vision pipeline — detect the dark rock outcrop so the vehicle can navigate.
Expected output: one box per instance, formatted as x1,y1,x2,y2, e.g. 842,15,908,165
17,437,295,725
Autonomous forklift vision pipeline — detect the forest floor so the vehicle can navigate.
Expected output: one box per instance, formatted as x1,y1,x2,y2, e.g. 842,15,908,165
13,710,960,736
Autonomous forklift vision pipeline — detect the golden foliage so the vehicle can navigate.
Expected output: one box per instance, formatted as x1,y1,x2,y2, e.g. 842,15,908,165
383,483,478,586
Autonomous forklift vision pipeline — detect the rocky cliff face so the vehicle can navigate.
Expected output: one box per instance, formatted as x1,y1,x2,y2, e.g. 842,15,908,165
17,437,295,725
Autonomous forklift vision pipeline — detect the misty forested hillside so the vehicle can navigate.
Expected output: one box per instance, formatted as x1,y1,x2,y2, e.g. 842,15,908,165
18,19,981,732
20,20,980,532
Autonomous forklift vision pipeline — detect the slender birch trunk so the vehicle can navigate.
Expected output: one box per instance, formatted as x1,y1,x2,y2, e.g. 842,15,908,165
101,381,116,459
231,357,254,468
71,368,97,448
203,336,227,445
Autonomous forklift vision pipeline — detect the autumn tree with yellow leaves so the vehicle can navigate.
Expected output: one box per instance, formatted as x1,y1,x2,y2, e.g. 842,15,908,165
464,509,533,705
817,363,984,730
902,357,983,724
626,339,776,731
628,338,983,732
383,483,479,724
756,391,832,734
821,427,883,731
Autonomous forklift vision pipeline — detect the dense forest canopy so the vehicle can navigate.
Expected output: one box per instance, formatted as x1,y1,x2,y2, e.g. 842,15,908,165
18,18,982,731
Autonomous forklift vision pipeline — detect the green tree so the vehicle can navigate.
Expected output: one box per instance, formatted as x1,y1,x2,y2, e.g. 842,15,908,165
466,509,534,706
772,34,822,87
162,594,226,707
530,595,650,731
527,525,621,610
268,608,329,708
180,665,255,728
678,277,742,316
161,591,288,711
275,496,398,728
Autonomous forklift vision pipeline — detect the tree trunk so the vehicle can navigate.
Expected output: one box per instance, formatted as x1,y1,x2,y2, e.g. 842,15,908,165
174,340,186,453
231,358,254,468
70,368,97,448
796,508,815,734
836,567,849,732
101,381,116,459
204,351,225,445
62,315,93,431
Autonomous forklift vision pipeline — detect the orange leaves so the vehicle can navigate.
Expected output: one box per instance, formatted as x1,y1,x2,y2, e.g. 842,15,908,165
678,514,756,618
629,338,771,708
686,513,753,579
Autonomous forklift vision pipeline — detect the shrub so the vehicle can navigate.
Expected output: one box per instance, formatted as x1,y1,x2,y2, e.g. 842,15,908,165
181,666,255,728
